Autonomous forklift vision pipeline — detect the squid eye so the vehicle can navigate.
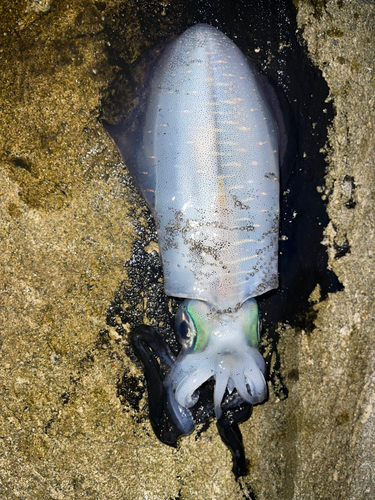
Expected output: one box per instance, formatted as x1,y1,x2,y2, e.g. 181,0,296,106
175,306,196,350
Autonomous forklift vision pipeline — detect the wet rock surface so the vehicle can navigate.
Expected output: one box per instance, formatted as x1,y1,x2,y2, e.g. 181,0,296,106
0,1,374,498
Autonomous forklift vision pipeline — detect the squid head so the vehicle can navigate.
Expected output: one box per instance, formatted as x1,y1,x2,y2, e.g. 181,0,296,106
165,298,267,434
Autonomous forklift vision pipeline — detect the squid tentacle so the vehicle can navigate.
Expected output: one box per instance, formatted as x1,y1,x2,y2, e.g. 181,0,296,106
214,369,231,418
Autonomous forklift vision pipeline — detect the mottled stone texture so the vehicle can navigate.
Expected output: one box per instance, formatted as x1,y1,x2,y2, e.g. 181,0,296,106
0,0,374,499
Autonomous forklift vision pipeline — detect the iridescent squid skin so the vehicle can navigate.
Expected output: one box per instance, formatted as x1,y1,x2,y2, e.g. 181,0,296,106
107,24,280,436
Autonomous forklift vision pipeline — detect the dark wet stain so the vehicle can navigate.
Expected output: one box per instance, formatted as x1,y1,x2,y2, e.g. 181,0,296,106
343,174,356,209
168,491,183,500
117,369,146,413
287,368,299,381
345,198,356,210
195,420,211,440
335,411,350,426
239,482,259,500
11,157,32,172
72,474,85,491
334,238,351,259
308,0,329,19
327,27,344,38
264,329,289,401
106,200,181,355
6,153,72,211
61,391,70,405
44,407,60,433
94,329,112,349
102,0,344,470
94,1,107,13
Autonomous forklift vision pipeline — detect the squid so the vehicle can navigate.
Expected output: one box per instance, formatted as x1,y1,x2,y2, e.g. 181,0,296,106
105,23,280,474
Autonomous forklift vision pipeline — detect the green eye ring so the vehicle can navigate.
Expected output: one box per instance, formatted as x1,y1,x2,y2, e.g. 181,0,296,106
186,301,210,352
242,299,260,348
175,300,211,353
